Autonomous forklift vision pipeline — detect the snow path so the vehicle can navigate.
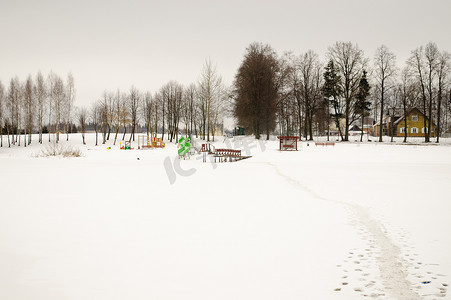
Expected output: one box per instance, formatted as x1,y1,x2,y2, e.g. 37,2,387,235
266,162,422,300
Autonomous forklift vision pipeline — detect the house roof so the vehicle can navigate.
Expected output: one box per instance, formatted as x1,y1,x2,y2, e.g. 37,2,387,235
349,124,361,131
373,115,401,127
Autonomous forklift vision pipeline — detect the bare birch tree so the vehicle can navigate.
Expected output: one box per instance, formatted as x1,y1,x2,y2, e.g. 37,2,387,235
65,73,75,141
24,75,34,146
198,59,223,141
35,72,47,144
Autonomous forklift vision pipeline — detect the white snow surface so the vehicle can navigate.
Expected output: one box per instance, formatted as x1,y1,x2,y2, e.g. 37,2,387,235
1,134,450,300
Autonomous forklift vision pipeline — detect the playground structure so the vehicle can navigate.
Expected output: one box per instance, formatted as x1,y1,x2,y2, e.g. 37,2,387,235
137,133,165,149
277,136,300,151
120,141,134,150
178,137,191,158
200,143,251,163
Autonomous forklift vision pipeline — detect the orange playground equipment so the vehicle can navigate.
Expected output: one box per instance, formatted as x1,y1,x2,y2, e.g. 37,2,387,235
138,133,165,149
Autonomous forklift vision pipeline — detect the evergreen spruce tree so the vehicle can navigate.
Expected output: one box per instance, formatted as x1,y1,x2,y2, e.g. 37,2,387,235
355,70,371,142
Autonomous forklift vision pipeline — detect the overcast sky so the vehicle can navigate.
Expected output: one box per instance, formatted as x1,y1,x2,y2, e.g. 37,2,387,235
1,0,450,107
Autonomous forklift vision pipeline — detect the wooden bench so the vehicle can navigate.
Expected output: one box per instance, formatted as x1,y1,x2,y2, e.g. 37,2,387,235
315,142,335,146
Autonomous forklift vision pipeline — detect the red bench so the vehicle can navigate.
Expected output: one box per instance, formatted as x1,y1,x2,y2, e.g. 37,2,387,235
315,142,335,146
215,149,241,157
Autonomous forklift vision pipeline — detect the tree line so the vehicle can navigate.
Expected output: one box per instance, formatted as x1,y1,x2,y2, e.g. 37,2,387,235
233,41,450,142
0,72,74,147
0,60,230,148
85,60,230,146
1,41,450,148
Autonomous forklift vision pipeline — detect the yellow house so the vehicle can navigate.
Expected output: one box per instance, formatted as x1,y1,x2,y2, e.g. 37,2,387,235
393,108,436,137
374,108,436,137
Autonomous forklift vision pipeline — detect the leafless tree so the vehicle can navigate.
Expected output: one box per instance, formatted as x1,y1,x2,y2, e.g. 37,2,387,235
435,51,450,142
142,91,154,137
24,75,34,146
183,83,197,136
198,59,223,141
49,73,65,143
121,92,130,141
424,43,439,142
210,84,228,141
35,72,47,144
161,81,183,142
386,86,400,142
47,73,54,142
374,45,397,142
399,68,415,142
78,107,88,144
408,43,439,142
297,50,323,140
99,91,114,141
0,80,4,147
275,52,296,136
128,86,140,142
65,72,75,141
91,102,100,146
99,97,109,144
153,92,162,138
328,42,368,141
7,78,22,146
112,89,126,145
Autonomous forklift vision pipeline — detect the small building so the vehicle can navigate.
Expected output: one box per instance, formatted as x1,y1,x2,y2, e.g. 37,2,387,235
234,126,245,136
348,124,363,136
361,117,375,134
277,136,300,151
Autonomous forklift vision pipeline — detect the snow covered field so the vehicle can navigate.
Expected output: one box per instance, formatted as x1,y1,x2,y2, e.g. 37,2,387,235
1,134,450,300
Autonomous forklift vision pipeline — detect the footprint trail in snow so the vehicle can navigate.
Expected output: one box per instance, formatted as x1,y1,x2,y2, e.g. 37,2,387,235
265,162,448,299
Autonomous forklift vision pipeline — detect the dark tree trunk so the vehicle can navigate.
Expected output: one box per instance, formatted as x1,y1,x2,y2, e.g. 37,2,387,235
114,128,119,145
360,116,364,142
436,84,442,143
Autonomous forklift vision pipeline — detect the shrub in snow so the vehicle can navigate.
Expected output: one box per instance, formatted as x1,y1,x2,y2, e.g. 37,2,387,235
36,141,83,158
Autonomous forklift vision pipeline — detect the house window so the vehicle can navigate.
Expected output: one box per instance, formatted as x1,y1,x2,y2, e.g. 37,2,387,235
412,115,418,122
411,127,418,134
400,127,406,133
422,127,429,134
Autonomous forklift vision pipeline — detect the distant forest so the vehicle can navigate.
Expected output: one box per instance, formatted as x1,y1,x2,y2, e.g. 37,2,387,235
1,41,450,147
